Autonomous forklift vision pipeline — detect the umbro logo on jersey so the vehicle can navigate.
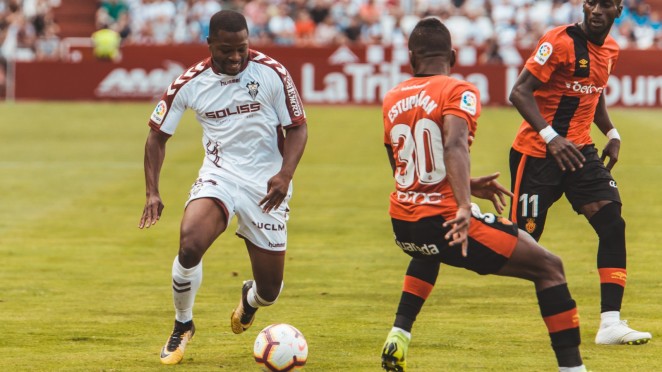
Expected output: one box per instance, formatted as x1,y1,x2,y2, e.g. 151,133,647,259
247,81,260,100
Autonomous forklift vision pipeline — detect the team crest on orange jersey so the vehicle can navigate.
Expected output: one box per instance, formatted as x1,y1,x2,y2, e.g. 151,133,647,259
525,218,536,233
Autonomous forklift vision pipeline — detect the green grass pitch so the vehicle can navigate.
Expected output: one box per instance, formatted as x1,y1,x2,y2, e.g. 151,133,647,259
0,102,660,371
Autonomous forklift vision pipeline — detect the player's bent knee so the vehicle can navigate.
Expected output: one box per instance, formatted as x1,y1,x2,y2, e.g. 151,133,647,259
537,251,566,283
177,244,205,268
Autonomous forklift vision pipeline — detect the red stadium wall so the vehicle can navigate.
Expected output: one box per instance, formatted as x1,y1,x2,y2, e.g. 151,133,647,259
10,45,662,107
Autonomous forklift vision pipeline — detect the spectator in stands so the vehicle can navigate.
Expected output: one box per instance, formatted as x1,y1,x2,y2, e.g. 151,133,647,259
314,13,341,45
342,14,363,44
189,0,221,41
294,8,315,46
479,37,504,64
35,20,59,60
244,0,270,43
268,3,296,45
308,0,331,25
97,0,129,31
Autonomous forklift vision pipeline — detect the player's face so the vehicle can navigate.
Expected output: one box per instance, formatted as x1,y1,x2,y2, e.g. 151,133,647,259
583,0,622,35
208,29,249,76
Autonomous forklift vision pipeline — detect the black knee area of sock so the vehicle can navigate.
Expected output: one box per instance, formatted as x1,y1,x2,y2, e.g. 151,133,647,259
537,284,575,317
406,258,440,284
588,203,626,268
394,258,440,332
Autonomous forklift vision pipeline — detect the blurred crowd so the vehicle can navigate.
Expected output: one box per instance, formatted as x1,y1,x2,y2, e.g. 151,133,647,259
96,0,662,50
1,0,661,65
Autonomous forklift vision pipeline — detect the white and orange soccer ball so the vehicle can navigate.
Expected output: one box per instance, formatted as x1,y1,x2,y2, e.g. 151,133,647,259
253,323,308,371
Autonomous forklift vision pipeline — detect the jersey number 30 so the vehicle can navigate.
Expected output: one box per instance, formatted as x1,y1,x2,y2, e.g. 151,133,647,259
390,119,446,188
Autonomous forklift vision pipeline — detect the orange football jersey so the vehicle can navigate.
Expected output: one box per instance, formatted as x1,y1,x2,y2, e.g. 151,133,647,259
512,24,619,158
383,75,480,222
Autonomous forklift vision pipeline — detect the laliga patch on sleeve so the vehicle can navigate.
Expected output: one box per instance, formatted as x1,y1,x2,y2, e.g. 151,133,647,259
459,91,477,116
534,42,553,65
150,100,167,125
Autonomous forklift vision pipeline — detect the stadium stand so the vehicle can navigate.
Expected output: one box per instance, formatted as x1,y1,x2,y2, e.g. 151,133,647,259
1,0,661,65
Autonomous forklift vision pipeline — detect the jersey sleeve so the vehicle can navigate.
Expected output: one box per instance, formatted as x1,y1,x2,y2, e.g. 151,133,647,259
442,81,481,130
148,87,188,135
524,30,568,84
270,66,306,128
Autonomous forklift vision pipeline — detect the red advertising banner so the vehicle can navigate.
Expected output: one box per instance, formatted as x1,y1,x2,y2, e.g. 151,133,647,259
10,45,662,107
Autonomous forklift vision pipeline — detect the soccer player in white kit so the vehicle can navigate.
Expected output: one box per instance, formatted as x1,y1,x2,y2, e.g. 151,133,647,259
138,10,308,365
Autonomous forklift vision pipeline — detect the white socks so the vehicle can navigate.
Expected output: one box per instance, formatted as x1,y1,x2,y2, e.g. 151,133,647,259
391,327,412,340
559,365,587,372
600,311,620,327
171,256,202,323
246,281,283,308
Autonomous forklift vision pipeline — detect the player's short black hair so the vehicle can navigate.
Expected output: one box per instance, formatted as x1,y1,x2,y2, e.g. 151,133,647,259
209,10,249,37
408,17,452,59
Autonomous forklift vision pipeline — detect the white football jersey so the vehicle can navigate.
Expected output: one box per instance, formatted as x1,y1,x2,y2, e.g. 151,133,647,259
148,50,306,191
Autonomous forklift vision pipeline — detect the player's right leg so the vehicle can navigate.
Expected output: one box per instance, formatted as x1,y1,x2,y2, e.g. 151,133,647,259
381,257,439,372
161,197,228,364
496,231,585,371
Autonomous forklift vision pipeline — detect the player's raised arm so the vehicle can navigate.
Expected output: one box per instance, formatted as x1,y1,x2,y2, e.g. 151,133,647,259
139,128,169,229
509,69,585,172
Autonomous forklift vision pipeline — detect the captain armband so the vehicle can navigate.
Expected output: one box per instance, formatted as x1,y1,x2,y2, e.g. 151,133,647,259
539,126,559,144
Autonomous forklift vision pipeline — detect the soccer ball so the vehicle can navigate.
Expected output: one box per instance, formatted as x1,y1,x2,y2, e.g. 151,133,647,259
254,323,308,371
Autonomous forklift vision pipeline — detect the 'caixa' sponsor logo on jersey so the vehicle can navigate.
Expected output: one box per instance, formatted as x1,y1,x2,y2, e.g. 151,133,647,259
204,103,261,119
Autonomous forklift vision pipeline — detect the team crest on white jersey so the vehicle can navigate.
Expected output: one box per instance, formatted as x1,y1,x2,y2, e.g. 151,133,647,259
534,42,553,65
459,91,477,116
247,81,260,100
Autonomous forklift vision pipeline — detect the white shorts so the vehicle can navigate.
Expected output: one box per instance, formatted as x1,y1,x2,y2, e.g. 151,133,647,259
185,174,291,252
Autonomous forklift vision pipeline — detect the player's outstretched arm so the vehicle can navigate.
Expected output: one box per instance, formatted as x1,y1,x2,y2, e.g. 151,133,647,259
441,114,472,256
594,93,621,171
260,123,308,213
510,69,585,172
470,172,513,214
139,128,169,229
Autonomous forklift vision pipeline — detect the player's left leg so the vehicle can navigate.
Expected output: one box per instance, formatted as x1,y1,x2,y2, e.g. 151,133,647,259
382,257,440,372
568,146,651,345
230,185,289,334
496,231,584,371
231,241,285,334
581,201,652,345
